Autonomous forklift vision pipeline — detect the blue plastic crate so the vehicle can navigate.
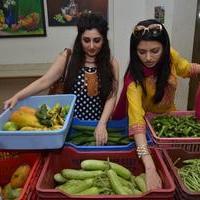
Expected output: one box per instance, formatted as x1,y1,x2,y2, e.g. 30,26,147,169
0,94,76,149
65,118,153,151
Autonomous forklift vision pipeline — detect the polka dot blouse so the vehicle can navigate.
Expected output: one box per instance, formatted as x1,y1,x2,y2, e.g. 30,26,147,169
72,67,103,120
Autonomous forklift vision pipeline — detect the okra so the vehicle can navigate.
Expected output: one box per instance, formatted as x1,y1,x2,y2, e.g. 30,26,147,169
61,169,104,179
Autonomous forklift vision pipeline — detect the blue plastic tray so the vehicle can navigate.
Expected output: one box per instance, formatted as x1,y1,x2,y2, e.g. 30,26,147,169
0,94,76,149
65,118,153,151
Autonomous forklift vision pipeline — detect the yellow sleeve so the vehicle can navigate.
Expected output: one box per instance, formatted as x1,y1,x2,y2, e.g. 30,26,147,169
127,82,145,126
170,48,191,77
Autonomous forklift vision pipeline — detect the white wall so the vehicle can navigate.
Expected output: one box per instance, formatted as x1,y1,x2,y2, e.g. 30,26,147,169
171,0,197,110
113,0,146,80
0,0,198,109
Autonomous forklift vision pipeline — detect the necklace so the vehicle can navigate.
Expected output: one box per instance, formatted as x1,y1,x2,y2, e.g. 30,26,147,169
84,66,97,73
84,66,98,96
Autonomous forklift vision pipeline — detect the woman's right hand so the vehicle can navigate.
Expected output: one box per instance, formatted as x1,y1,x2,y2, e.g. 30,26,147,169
4,96,19,110
145,167,162,191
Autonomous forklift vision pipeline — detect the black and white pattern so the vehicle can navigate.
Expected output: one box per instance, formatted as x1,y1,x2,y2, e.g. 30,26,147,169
72,67,103,120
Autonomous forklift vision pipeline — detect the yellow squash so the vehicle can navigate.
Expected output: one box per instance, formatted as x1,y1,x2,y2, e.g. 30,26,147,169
10,164,31,188
10,110,43,128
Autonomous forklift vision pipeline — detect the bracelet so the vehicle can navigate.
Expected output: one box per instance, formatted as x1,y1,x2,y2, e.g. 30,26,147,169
136,144,150,158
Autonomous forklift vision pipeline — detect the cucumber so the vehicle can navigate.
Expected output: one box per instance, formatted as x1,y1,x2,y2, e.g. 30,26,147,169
72,125,125,133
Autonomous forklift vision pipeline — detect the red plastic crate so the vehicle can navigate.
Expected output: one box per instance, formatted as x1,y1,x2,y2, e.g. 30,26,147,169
162,148,200,200
36,146,175,200
145,111,200,152
0,150,42,200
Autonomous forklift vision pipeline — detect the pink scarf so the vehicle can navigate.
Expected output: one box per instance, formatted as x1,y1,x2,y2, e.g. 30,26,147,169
112,72,133,119
112,66,157,120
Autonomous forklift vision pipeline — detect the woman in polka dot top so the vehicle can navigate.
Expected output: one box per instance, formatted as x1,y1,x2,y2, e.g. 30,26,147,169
4,13,120,146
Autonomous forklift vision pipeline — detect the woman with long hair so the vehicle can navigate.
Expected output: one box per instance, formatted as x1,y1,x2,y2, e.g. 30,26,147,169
4,13,119,146
113,19,200,190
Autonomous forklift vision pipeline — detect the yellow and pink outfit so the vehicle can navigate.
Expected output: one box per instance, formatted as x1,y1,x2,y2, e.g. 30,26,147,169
112,48,200,136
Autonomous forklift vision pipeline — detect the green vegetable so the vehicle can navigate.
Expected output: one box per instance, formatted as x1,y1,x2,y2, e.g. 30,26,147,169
72,125,125,133
110,162,131,180
81,160,109,171
132,188,143,195
60,105,70,118
107,169,128,195
81,159,131,180
61,169,104,180
36,104,51,127
76,186,100,195
151,115,200,137
3,121,18,131
118,176,134,190
122,186,133,194
57,178,93,194
178,158,200,192
130,175,137,188
135,175,147,193
47,103,62,117
54,173,67,183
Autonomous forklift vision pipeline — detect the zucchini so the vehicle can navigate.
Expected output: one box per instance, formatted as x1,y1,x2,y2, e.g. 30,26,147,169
81,160,108,171
132,188,143,195
110,162,131,180
61,169,104,179
118,176,134,189
57,178,93,194
81,159,131,180
107,169,128,195
76,186,99,195
54,173,67,183
122,186,133,194
135,175,147,193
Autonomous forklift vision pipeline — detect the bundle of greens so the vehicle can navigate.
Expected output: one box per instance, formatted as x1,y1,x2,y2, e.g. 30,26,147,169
36,103,70,128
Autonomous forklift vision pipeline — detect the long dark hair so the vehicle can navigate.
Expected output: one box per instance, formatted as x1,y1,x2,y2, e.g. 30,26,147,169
64,13,116,106
126,19,171,103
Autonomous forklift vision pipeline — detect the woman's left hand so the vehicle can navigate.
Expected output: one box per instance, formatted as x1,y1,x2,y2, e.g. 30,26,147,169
95,123,108,145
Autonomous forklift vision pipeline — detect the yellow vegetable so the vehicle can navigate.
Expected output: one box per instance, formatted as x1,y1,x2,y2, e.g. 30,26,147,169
10,110,43,128
19,106,37,115
10,164,31,188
